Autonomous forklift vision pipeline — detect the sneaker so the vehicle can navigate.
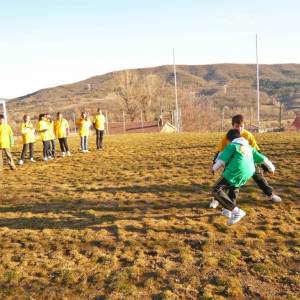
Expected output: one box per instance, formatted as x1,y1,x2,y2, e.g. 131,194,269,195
67,151,71,157
270,194,282,203
62,152,66,157
228,207,246,225
30,158,36,162
18,160,24,165
48,156,53,160
44,157,48,161
221,208,232,218
209,198,219,208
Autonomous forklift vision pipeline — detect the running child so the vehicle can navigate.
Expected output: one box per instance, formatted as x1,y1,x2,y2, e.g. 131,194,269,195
210,114,281,209
212,129,275,225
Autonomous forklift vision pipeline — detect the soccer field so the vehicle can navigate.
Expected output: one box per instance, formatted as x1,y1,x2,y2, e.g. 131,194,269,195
0,133,299,299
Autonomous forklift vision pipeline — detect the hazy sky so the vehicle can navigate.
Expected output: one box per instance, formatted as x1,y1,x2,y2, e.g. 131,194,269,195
0,0,299,98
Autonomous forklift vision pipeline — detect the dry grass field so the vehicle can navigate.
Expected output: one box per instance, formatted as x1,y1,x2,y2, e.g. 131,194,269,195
0,132,299,299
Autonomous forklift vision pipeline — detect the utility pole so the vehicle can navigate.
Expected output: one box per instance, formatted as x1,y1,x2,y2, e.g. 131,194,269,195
173,48,179,132
122,111,126,133
105,110,109,135
256,34,260,132
140,111,144,133
72,112,77,134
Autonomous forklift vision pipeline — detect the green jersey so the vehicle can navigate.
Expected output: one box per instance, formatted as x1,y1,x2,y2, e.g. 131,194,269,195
219,137,265,187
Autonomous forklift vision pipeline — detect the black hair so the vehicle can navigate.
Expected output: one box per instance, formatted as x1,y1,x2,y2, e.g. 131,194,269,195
39,114,45,121
227,129,241,142
0,114,4,120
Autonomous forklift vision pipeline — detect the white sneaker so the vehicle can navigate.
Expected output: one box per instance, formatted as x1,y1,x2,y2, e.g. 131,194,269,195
270,194,282,203
48,156,53,160
30,158,36,162
62,152,66,157
228,207,246,225
209,198,219,208
67,151,71,157
18,160,24,165
221,208,232,218
43,157,48,161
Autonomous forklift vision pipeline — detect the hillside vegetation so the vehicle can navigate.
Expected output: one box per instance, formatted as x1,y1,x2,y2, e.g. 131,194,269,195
6,64,300,129
0,133,299,299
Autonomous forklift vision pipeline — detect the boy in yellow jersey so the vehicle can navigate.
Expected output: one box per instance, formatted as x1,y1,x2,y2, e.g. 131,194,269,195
54,112,71,157
76,112,91,153
46,113,56,158
37,114,52,161
0,114,16,171
19,114,36,165
93,108,106,150
210,114,281,209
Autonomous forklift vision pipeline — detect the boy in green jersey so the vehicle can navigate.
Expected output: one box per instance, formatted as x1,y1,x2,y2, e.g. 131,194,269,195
211,129,275,225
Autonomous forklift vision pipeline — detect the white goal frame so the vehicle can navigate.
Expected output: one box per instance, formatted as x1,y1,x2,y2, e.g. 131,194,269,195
0,100,7,122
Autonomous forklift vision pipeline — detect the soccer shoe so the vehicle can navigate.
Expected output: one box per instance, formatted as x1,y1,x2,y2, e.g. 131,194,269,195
67,151,71,157
228,208,246,225
209,198,219,208
221,208,232,218
18,160,24,165
270,194,282,203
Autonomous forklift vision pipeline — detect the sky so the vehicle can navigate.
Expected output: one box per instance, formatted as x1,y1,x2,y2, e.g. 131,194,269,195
0,0,299,99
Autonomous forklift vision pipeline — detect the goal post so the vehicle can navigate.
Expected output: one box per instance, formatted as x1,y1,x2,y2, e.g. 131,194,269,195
0,100,7,122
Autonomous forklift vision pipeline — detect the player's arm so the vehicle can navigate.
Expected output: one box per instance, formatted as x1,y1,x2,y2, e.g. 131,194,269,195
253,149,275,174
212,143,235,174
212,135,227,164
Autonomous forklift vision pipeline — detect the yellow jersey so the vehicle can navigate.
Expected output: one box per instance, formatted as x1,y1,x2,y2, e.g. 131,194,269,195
37,120,51,142
20,121,35,144
216,129,260,152
93,114,105,130
0,124,14,149
47,120,55,140
77,118,91,137
54,118,69,138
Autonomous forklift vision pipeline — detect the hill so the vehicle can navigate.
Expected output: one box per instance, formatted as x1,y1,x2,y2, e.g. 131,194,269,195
6,64,300,128
0,133,299,299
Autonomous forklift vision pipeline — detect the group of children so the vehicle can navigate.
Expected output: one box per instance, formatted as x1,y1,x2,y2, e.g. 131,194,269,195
210,114,281,225
0,108,106,169
1,110,281,225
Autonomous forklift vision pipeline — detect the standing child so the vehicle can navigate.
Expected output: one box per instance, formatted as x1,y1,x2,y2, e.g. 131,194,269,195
19,114,36,165
93,108,106,150
46,113,56,158
37,114,52,161
0,114,16,171
77,112,91,153
211,129,275,225
54,112,71,157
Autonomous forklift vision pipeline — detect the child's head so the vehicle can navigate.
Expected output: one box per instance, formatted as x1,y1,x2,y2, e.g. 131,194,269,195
227,129,241,142
23,114,30,122
232,114,245,132
81,112,87,119
57,112,63,120
0,114,5,124
39,113,45,121
97,108,102,114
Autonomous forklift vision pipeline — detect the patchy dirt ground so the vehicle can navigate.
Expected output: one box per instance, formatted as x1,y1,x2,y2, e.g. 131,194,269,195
0,133,299,299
